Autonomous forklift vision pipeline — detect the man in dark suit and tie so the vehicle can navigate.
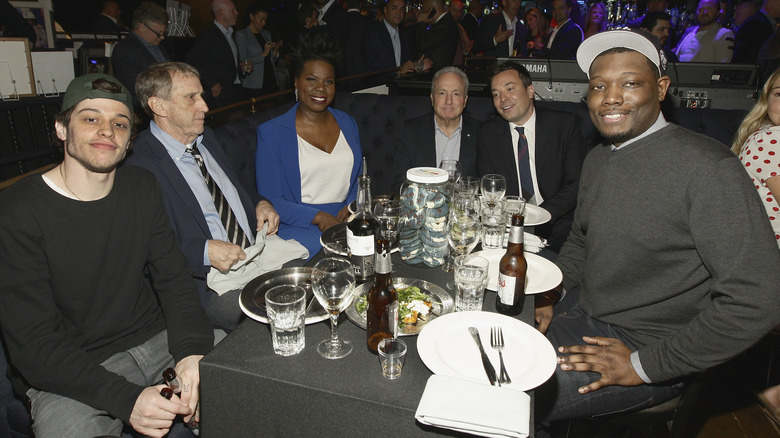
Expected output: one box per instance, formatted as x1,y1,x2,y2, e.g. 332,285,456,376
364,0,422,75
111,2,169,109
394,66,479,191
125,62,280,330
476,61,586,252
415,0,460,69
185,0,244,110
475,0,527,58
544,0,584,59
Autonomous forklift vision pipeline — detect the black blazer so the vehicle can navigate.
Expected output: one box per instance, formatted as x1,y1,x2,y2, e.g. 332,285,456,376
364,21,412,72
345,10,373,76
92,14,122,33
125,127,263,306
111,33,170,105
393,112,479,192
321,2,350,48
415,13,460,69
543,19,583,60
475,12,527,58
185,23,240,101
461,12,480,42
476,107,586,250
733,12,773,63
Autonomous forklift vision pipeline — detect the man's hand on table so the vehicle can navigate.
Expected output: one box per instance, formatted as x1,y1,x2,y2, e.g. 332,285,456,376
557,336,644,393
534,298,553,334
208,240,246,271
129,386,192,438
175,354,204,423
255,200,280,235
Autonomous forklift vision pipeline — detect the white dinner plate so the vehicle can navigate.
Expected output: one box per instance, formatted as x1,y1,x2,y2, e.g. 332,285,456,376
523,204,552,226
417,311,556,391
473,249,563,293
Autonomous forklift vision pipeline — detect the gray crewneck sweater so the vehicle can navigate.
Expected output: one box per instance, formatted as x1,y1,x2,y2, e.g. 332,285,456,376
556,124,780,383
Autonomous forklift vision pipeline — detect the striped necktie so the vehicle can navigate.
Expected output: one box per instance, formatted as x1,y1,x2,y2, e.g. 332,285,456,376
516,126,534,200
186,143,249,248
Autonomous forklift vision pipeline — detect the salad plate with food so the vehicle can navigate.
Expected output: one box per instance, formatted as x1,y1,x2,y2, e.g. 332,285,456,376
346,278,454,336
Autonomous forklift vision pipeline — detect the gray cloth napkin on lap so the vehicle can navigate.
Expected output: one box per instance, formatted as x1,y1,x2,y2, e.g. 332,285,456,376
415,375,530,437
207,223,309,295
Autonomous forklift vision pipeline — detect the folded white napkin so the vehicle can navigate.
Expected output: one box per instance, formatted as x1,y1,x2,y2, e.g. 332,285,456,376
207,224,309,295
502,231,547,253
415,375,530,438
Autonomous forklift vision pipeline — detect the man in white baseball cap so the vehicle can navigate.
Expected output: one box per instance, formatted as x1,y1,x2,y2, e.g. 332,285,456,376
535,29,780,427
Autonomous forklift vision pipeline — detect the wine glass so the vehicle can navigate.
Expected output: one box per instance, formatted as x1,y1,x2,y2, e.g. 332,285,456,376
310,258,357,359
439,160,462,184
373,199,401,243
443,208,482,283
481,174,507,207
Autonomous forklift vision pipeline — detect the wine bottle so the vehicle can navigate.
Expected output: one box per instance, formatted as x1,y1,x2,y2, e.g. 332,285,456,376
346,159,379,281
496,213,527,315
367,239,398,352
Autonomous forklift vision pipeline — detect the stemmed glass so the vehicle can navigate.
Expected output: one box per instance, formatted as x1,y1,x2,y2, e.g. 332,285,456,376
310,258,357,359
443,202,482,284
481,174,507,207
439,160,462,184
373,199,401,244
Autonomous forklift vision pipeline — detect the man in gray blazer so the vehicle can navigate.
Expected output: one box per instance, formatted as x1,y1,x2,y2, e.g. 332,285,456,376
393,66,479,192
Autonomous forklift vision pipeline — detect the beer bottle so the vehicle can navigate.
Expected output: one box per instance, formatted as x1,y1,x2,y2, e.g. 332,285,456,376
366,239,398,352
496,213,527,315
346,158,379,281
162,367,181,397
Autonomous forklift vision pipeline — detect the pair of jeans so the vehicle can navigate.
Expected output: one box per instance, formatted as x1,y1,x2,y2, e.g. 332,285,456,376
28,329,225,438
536,288,681,423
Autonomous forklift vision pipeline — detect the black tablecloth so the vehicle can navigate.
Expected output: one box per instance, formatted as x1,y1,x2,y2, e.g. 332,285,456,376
200,252,540,437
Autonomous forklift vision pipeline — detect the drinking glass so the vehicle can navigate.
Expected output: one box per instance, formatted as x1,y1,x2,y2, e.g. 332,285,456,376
453,255,490,311
502,196,527,228
311,258,356,359
443,209,481,281
454,176,480,198
481,205,505,250
239,59,254,77
439,159,462,184
481,174,507,207
265,285,306,356
373,199,401,243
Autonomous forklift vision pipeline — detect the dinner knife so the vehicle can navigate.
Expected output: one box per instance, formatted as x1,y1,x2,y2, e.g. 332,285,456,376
467,327,499,386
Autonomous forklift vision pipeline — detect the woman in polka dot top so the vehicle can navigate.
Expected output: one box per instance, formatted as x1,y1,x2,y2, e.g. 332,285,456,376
732,68,780,246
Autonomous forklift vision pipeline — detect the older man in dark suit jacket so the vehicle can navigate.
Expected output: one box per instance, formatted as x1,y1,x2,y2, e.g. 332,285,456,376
477,62,585,252
394,67,479,191
125,62,279,330
732,0,780,64
185,0,244,110
111,2,169,108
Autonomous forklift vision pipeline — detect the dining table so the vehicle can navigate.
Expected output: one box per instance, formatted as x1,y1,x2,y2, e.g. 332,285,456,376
199,248,552,437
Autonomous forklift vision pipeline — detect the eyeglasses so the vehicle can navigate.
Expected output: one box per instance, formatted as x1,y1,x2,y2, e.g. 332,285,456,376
142,22,166,38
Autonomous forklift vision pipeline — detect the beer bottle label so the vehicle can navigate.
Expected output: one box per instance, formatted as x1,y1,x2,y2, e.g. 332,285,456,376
497,273,517,305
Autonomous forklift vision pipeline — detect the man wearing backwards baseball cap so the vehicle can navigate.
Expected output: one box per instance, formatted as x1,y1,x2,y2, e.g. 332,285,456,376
0,73,214,437
535,30,780,424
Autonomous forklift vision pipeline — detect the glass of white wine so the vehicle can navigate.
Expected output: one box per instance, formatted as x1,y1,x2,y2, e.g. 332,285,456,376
443,209,482,289
311,258,357,359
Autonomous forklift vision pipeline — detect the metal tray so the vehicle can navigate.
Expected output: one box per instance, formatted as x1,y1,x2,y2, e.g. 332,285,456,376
239,267,329,325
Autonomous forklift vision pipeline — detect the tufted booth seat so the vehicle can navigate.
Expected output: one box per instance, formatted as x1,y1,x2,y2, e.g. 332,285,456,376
211,91,747,198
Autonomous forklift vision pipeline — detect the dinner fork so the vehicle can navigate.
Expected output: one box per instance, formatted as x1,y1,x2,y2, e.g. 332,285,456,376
490,326,511,385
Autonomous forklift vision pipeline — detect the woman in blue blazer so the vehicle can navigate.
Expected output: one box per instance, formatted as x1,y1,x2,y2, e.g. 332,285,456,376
235,3,280,98
256,35,360,257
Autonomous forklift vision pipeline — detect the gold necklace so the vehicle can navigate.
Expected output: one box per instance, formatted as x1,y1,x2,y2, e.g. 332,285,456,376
59,164,84,201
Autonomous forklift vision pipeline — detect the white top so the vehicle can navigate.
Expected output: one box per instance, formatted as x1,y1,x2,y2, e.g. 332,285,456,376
298,131,353,204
